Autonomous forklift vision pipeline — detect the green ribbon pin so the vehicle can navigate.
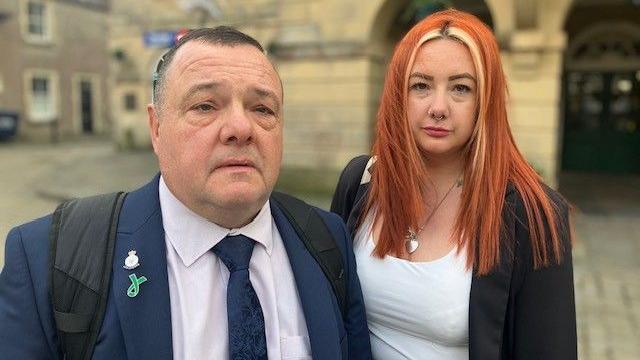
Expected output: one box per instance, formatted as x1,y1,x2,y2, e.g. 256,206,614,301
127,273,148,298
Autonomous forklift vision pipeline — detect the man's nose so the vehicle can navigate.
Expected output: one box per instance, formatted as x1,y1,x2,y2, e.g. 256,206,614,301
219,103,253,145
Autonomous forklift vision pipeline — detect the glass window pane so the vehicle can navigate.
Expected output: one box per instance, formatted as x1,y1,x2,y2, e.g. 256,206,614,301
32,78,48,93
124,93,137,111
30,76,52,118
28,2,44,16
29,22,43,35
27,2,45,36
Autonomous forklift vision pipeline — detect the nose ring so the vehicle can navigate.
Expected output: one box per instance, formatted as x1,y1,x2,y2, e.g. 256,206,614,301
430,112,446,121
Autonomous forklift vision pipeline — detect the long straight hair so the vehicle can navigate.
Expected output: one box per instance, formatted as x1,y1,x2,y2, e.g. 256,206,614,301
365,9,567,274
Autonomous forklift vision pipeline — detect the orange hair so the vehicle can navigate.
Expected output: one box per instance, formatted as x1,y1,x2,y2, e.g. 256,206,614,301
365,9,568,275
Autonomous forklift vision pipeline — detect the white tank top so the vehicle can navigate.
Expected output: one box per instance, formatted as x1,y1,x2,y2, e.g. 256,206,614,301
354,215,472,360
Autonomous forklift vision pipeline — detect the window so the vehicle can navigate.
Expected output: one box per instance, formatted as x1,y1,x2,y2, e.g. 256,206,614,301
28,2,45,36
124,93,137,111
32,77,50,114
22,1,51,42
25,71,57,122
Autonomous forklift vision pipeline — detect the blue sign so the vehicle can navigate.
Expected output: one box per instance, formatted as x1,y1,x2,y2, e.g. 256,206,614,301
144,31,177,48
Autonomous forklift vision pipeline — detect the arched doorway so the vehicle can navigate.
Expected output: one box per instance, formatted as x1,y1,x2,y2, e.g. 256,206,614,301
562,2,640,174
367,0,494,144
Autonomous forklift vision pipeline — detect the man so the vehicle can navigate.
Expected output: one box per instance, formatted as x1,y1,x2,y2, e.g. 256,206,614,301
0,27,371,359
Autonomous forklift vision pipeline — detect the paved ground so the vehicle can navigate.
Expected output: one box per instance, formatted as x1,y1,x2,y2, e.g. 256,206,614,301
561,173,640,360
0,139,638,359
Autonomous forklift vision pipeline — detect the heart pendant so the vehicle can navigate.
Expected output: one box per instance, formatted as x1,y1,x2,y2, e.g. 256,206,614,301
406,239,419,254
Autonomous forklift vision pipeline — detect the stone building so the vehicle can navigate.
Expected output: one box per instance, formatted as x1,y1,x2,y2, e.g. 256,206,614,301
0,0,110,141
109,0,640,186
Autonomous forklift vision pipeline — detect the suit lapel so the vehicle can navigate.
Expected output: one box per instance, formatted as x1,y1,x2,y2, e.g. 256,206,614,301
112,177,173,359
469,254,513,359
468,189,517,360
270,202,342,359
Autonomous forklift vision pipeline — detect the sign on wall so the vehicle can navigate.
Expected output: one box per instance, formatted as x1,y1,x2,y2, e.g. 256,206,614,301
143,31,178,48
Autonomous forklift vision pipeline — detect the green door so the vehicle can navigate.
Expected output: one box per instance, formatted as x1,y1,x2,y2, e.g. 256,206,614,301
562,71,640,174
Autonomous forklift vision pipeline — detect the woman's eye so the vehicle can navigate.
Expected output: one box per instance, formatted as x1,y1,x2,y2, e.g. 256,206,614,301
453,84,472,94
410,83,429,91
255,105,275,116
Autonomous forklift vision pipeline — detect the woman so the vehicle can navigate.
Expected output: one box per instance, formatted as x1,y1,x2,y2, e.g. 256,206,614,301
331,9,576,360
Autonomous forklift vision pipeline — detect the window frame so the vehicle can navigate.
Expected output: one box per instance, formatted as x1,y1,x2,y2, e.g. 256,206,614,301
21,0,54,44
23,69,59,123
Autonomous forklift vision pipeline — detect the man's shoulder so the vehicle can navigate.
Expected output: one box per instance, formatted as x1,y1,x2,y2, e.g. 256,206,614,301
8,214,52,245
2,215,53,282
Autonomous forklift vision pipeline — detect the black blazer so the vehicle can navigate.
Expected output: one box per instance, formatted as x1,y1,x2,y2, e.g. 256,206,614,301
331,155,577,360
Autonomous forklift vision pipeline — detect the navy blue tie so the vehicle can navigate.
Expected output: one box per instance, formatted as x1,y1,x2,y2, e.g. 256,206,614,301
212,234,267,360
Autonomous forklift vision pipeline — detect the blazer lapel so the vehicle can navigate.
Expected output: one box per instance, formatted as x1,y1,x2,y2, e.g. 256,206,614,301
468,189,517,360
270,202,342,359
469,254,513,359
112,176,173,359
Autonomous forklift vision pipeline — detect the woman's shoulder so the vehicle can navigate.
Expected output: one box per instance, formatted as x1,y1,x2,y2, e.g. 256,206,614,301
504,181,570,218
504,181,573,265
340,155,372,183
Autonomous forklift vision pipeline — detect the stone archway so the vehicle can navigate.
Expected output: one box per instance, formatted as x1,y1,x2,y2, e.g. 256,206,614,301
561,9,640,174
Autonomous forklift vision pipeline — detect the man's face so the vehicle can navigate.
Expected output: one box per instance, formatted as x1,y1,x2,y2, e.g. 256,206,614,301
148,42,283,226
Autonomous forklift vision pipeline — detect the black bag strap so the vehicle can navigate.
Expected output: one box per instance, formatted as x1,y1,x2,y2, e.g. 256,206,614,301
49,192,126,360
330,155,371,237
271,191,347,317
330,155,370,221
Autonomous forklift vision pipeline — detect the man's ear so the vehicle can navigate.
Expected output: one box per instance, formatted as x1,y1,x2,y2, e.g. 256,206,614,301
147,104,160,155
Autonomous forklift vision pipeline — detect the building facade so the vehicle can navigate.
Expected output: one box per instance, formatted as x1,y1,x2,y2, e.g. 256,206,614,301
109,0,640,186
0,0,110,141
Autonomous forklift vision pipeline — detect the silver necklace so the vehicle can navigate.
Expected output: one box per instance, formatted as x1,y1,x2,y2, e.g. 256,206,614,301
405,176,463,254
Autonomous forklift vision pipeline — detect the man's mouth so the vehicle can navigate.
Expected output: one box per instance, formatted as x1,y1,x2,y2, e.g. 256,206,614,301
215,158,256,170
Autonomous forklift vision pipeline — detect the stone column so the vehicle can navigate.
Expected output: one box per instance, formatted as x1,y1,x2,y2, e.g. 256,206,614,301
272,39,373,170
503,30,567,188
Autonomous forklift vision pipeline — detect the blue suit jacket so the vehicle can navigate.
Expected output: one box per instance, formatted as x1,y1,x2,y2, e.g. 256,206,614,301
0,176,372,359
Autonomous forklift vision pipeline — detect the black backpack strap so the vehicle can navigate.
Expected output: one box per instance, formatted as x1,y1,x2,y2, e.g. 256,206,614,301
331,155,372,237
330,155,370,222
49,192,126,360
270,192,347,317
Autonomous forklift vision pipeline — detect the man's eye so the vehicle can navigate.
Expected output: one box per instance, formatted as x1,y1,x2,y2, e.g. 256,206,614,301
255,105,275,116
194,103,215,112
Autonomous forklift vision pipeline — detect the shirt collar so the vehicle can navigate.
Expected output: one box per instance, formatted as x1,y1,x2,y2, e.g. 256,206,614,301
159,176,274,267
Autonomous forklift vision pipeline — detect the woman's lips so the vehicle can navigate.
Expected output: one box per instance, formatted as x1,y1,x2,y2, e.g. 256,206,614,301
423,126,451,138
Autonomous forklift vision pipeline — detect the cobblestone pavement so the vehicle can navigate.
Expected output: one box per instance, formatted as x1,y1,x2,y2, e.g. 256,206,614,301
0,139,158,248
1,139,638,359
561,173,640,360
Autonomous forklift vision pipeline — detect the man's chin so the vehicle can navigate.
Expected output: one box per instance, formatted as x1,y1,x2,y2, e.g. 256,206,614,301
213,186,269,208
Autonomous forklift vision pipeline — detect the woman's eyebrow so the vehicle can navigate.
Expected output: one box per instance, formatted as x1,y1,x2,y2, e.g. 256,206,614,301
449,73,476,82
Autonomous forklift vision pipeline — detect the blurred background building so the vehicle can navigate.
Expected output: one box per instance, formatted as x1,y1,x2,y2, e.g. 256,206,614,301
106,0,640,188
0,0,110,141
0,0,639,185
1,2,639,358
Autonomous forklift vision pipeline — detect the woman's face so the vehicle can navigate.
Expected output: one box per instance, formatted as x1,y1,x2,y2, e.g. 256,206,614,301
407,38,478,161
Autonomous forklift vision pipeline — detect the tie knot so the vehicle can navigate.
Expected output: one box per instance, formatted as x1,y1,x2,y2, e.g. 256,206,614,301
212,234,256,272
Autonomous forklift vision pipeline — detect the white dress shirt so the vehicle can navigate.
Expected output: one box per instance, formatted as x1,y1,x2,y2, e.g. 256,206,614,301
159,177,311,360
